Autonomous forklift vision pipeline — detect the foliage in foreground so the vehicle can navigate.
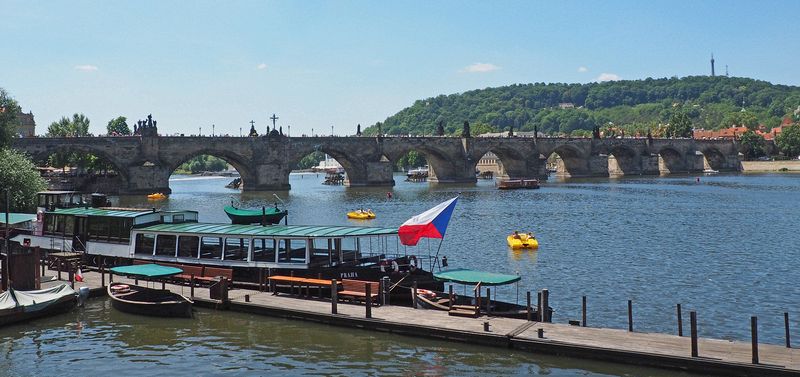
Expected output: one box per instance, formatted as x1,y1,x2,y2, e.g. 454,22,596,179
0,148,47,212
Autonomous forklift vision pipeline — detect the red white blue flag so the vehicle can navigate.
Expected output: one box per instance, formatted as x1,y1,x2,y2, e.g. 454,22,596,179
398,197,459,246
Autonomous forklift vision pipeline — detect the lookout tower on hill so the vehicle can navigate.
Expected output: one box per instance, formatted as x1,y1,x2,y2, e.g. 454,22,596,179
711,54,715,77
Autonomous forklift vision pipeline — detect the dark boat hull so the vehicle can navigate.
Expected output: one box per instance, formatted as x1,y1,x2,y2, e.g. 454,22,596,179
0,295,78,327
415,291,549,320
225,210,288,225
108,283,193,318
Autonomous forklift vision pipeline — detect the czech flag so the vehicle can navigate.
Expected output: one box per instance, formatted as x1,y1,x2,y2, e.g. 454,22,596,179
398,197,459,246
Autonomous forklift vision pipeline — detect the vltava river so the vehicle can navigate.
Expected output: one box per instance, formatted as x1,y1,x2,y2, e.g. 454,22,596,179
1,172,796,376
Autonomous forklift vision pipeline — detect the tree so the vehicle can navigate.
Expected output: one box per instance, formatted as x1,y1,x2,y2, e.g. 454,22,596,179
0,88,20,148
666,111,693,137
106,116,131,135
738,130,766,160
776,124,800,158
722,111,759,130
0,148,47,212
46,114,95,171
296,151,325,170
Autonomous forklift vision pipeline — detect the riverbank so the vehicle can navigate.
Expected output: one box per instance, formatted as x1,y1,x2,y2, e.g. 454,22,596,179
742,160,800,172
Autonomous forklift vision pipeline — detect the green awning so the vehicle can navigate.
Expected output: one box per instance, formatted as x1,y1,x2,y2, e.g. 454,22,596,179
110,264,183,278
433,268,521,286
138,222,398,238
0,213,37,226
52,207,152,218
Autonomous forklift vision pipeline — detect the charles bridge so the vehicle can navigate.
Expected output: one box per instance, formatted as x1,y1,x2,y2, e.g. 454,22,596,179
10,131,741,194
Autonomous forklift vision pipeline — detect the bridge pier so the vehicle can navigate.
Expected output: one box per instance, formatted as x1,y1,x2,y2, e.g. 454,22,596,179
345,161,395,187
247,164,292,191
123,165,172,194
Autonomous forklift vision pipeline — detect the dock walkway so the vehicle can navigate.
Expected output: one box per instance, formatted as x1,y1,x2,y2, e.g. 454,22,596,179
54,268,800,377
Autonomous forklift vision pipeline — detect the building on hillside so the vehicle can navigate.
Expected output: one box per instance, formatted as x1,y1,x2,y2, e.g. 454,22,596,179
17,111,35,136
558,103,575,109
693,121,792,141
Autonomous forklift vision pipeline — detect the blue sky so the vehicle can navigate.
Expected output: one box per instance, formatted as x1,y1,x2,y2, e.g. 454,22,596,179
3,1,799,136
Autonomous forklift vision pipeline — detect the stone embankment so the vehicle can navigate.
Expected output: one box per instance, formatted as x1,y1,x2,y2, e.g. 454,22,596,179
742,160,800,172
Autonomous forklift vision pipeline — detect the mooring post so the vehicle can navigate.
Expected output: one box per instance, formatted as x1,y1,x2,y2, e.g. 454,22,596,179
785,312,791,348
190,274,195,298
100,265,105,287
317,273,323,298
677,303,683,336
628,300,633,332
58,259,62,280
412,280,418,309
365,283,372,318
258,267,264,292
448,285,454,310
41,258,45,276
690,311,698,357
541,289,550,322
537,291,543,322
582,295,587,327
109,270,113,283
537,328,544,338
245,294,250,302
751,316,759,364
486,288,491,315
331,279,338,314
69,269,74,289
161,281,165,290
526,291,532,321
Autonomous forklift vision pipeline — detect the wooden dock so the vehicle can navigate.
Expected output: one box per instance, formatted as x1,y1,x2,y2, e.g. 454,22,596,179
52,268,800,377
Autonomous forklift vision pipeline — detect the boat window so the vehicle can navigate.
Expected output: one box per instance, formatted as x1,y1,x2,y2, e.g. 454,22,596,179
252,238,276,262
224,237,249,261
63,216,75,236
310,238,332,266
155,234,177,257
134,233,156,255
200,236,223,260
55,215,65,234
178,236,199,258
277,239,306,264
44,214,56,234
88,218,110,241
173,214,185,223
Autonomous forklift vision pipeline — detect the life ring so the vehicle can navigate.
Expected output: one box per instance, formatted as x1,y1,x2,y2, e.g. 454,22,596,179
379,259,389,272
409,256,418,271
391,260,400,272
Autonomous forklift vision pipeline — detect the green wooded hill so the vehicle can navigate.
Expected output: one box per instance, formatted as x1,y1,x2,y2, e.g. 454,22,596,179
363,76,800,137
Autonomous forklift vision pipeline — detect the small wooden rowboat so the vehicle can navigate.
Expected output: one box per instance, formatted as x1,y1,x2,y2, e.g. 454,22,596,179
108,264,193,318
224,205,288,225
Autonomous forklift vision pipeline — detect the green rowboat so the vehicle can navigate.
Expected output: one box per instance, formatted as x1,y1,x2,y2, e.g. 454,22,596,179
224,205,288,225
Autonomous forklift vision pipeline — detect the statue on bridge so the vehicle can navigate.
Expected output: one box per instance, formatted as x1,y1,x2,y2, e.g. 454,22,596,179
356,124,362,136
462,121,471,138
134,114,158,137
248,120,258,137
436,121,445,136
508,126,514,137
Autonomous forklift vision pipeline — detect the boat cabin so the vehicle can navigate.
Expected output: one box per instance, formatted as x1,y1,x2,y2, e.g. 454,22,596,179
36,191,85,211
21,207,198,255
129,223,402,269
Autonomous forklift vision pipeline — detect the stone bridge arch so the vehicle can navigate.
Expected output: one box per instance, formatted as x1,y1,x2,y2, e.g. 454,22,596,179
469,142,542,179
699,147,727,171
287,138,394,187
658,147,687,174
25,142,131,190
539,143,592,178
383,139,475,183
164,147,257,190
605,144,642,176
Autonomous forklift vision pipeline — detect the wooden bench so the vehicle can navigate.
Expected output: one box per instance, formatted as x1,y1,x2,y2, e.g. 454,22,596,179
449,304,479,318
338,279,380,303
269,275,338,297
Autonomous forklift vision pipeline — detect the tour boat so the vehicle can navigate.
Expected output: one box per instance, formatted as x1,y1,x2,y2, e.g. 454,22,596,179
14,207,443,296
0,284,78,327
506,233,538,249
224,205,288,225
497,179,540,190
346,210,376,220
108,264,193,318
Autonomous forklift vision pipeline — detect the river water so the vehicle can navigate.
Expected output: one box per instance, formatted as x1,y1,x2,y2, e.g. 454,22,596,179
2,172,797,376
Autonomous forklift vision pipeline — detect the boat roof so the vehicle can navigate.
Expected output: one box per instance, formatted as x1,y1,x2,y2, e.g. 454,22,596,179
137,222,398,238
433,268,521,286
0,213,37,225
50,207,154,218
110,264,183,278
37,191,81,195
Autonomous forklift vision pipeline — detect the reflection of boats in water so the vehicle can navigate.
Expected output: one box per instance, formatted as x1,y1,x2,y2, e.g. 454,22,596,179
497,179,539,190
414,269,552,320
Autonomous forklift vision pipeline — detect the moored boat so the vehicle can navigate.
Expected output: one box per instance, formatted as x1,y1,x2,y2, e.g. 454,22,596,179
108,264,193,318
224,205,288,225
147,193,167,200
0,284,78,327
497,178,539,190
347,209,376,220
414,268,552,320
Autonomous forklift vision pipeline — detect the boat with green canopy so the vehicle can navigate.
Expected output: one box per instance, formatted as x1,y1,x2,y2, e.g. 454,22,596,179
415,268,549,320
108,264,193,318
224,205,288,225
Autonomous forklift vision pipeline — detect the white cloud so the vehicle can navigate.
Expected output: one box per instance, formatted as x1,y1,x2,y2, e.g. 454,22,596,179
257,63,268,70
577,66,588,73
74,65,98,72
460,63,500,73
596,72,621,82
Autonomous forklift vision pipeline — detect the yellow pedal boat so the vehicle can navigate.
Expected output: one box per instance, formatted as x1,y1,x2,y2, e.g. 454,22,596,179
507,233,538,249
347,210,376,220
147,192,167,200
